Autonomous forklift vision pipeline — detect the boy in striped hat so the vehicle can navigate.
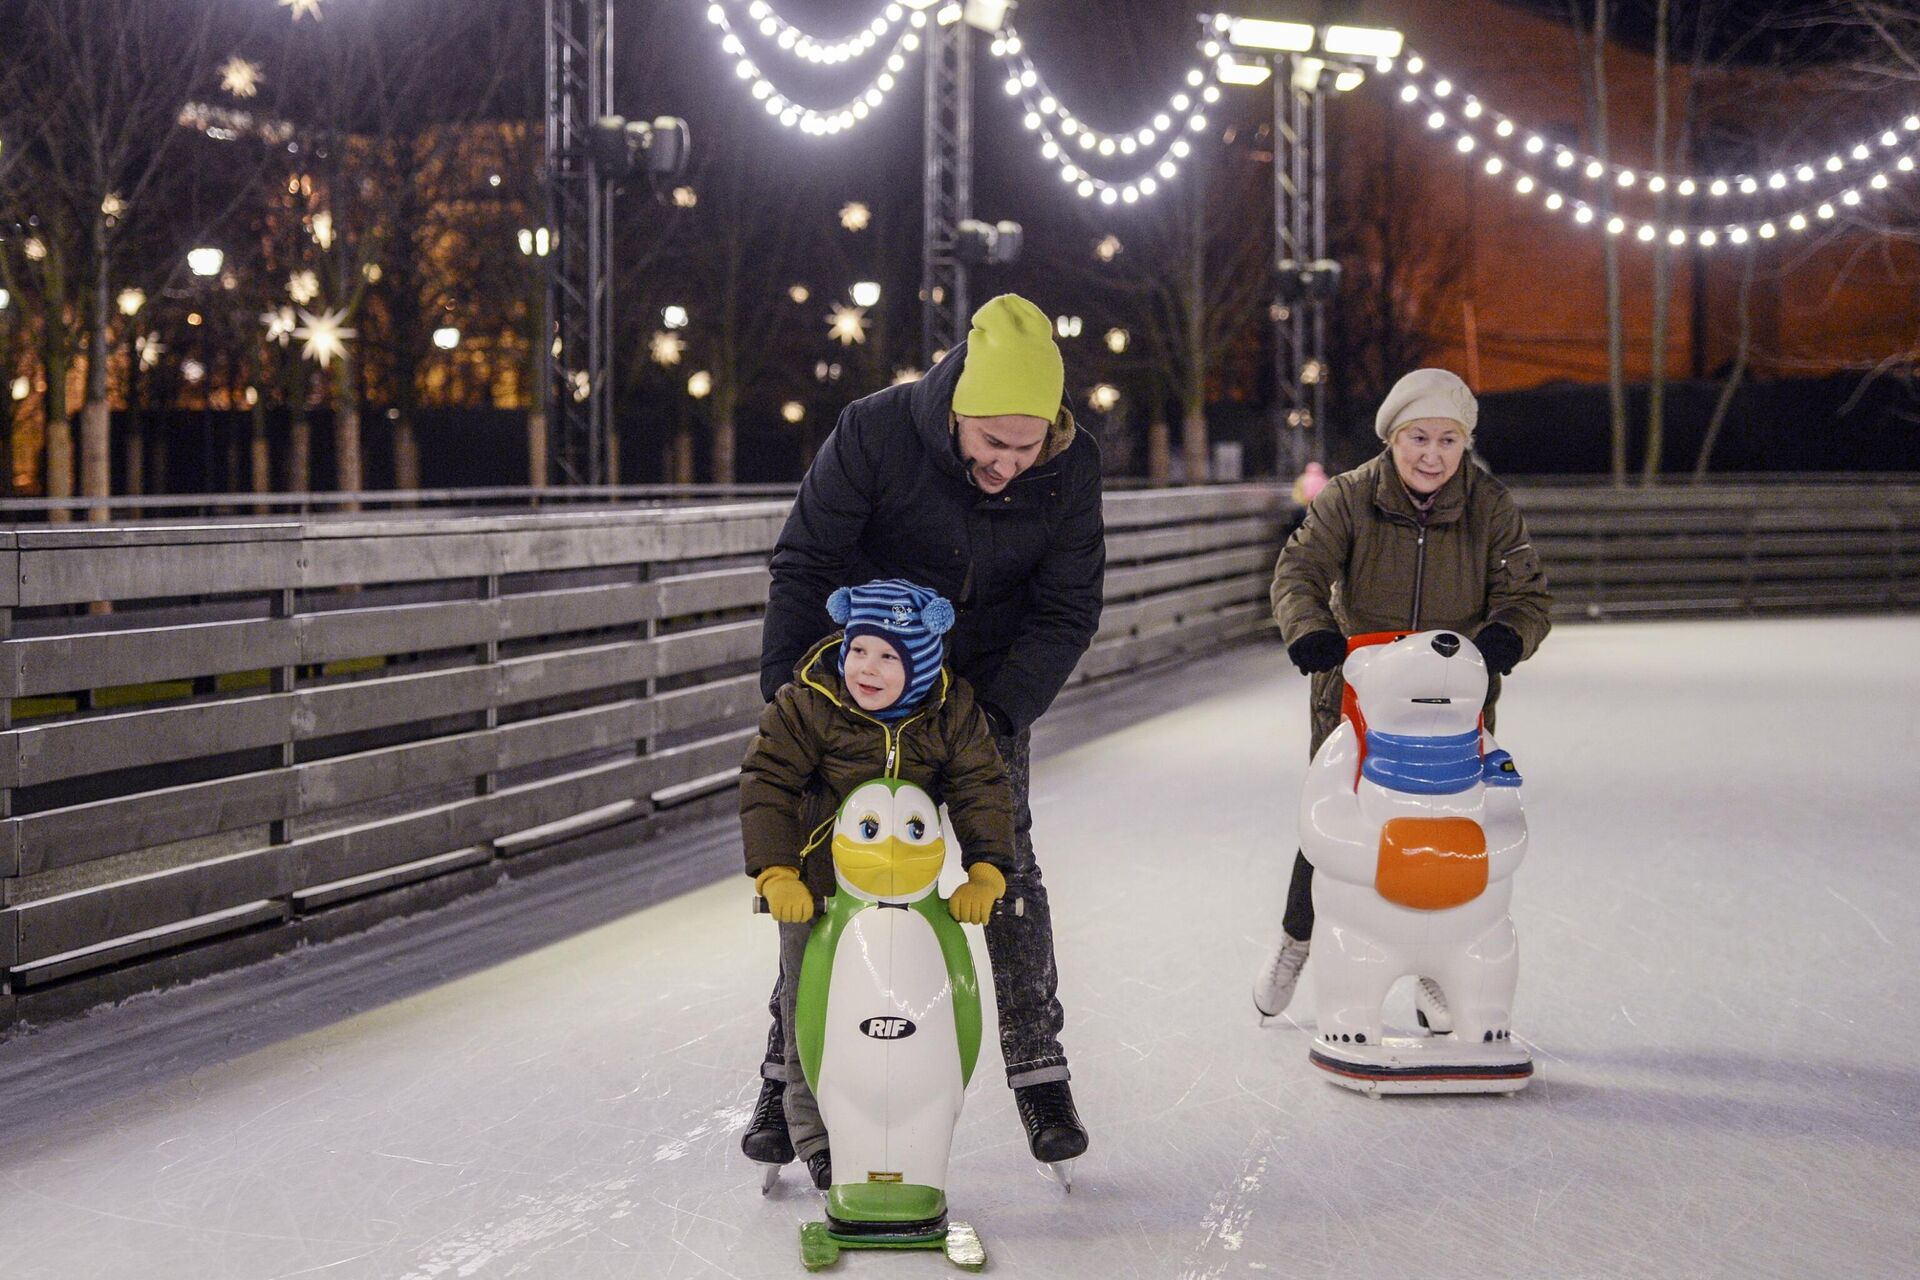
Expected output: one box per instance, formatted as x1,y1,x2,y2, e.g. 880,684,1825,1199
739,578,1017,1189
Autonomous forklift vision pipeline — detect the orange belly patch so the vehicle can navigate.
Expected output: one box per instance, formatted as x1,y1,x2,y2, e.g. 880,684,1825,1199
1375,817,1488,910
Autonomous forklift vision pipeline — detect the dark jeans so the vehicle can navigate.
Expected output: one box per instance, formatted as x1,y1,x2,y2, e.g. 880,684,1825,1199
1282,849,1316,940
759,728,1071,1121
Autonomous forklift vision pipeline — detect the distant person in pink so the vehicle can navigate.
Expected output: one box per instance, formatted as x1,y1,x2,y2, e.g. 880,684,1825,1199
1292,461,1328,506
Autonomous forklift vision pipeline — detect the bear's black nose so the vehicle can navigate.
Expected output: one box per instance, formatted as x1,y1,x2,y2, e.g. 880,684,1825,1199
1432,633,1461,658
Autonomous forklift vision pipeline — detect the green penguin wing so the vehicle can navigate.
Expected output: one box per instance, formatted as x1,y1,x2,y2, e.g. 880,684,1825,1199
913,895,983,1087
795,892,862,1095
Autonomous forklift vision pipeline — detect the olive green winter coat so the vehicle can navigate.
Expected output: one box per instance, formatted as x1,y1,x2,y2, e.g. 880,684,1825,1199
1269,452,1553,755
740,632,1017,899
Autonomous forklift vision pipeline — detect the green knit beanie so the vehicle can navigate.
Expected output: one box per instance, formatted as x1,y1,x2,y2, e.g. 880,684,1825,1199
951,294,1064,421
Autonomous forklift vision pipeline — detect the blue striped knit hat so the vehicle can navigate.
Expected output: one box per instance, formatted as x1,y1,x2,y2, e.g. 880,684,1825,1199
826,579,956,721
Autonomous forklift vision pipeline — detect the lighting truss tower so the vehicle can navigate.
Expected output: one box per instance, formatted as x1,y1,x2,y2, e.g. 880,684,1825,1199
922,14,972,360
543,0,614,485
1273,55,1329,472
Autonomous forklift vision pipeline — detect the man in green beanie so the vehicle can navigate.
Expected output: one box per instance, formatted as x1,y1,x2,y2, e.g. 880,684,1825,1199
743,293,1103,1172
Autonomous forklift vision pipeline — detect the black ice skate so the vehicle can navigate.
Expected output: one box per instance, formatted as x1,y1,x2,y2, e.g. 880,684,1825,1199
1015,1081,1087,1191
743,1075,793,1193
806,1149,832,1191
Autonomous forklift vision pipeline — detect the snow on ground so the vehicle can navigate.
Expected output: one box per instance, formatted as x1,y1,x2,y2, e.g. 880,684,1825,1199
2,615,1915,1279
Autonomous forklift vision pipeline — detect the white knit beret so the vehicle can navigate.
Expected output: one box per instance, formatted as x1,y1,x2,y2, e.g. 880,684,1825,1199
1375,368,1478,442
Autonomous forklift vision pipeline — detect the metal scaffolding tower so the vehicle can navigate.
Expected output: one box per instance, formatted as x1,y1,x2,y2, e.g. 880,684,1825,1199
921,15,972,361
1273,55,1331,474
543,0,614,485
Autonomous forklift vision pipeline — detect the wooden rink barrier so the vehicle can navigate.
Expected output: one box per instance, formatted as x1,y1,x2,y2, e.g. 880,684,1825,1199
0,486,1291,1027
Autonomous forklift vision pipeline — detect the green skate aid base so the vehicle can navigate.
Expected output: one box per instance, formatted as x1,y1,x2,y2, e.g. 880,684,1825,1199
799,1221,987,1272
827,1182,944,1224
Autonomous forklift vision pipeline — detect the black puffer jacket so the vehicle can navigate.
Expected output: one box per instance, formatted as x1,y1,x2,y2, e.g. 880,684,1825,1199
760,341,1106,736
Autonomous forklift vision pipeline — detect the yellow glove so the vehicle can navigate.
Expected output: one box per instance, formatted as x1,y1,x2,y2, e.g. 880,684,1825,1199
947,863,1006,926
756,866,814,924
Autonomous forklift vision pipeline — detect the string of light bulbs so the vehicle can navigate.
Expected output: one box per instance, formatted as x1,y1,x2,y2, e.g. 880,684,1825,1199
725,0,908,66
1393,78,1920,247
704,2,920,135
1389,49,1920,201
994,25,1223,202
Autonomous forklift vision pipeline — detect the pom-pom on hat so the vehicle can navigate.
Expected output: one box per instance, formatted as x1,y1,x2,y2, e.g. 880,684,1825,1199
826,579,955,720
951,294,1065,423
1375,368,1478,442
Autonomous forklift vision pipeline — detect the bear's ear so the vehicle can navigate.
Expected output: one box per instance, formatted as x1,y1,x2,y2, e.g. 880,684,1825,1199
1344,645,1376,683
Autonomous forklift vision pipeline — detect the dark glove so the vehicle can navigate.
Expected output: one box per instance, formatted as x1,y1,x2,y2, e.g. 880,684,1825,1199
1286,629,1347,675
1473,622,1524,677
978,700,1013,738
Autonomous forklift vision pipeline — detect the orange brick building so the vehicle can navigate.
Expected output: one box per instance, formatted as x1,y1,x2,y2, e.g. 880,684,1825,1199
1321,0,1919,394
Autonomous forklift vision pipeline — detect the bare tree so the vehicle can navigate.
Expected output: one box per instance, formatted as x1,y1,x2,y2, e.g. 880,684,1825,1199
1326,103,1471,462
1566,0,1631,484
1644,0,1674,482
4,0,222,517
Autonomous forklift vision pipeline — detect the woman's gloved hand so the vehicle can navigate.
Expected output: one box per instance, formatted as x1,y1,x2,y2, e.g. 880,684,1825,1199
1472,622,1523,677
947,862,1007,926
756,865,815,923
1286,629,1347,675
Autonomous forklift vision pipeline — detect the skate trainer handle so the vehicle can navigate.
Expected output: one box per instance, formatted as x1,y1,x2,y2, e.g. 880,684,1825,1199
754,895,1025,917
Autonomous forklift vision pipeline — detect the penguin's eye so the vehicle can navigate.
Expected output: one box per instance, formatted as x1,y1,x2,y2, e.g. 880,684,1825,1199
907,817,927,840
859,816,880,841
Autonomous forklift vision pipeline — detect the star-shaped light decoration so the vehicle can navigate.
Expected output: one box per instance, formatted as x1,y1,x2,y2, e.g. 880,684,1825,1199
279,0,323,21
671,186,698,208
261,306,297,347
838,202,871,232
649,330,686,367
136,333,165,371
292,307,355,367
100,192,127,221
24,237,46,262
1095,234,1123,263
287,270,319,305
826,303,869,346
891,367,922,386
220,56,263,98
309,211,334,250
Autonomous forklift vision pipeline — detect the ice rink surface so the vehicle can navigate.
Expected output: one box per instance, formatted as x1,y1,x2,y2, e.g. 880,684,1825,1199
3,615,1916,1279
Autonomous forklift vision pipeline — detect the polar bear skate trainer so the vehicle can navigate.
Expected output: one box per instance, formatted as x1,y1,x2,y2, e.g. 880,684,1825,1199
1299,630,1532,1096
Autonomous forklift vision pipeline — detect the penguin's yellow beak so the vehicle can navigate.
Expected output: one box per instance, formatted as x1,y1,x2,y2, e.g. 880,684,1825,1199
831,832,947,899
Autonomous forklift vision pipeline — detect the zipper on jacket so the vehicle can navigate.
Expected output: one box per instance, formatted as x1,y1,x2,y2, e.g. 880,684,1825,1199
1408,527,1429,630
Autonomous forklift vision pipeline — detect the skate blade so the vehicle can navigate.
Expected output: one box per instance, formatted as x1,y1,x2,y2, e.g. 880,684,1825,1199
944,1221,987,1271
759,1163,781,1194
1041,1159,1075,1192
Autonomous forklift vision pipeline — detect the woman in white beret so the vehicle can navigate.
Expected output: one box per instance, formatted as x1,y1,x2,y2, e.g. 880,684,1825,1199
1253,368,1553,1022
